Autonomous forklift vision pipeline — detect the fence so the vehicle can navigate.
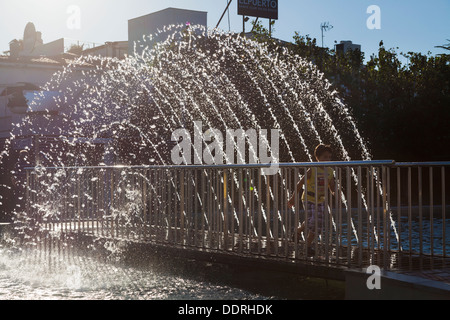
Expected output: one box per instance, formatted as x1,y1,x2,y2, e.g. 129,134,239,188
25,161,449,270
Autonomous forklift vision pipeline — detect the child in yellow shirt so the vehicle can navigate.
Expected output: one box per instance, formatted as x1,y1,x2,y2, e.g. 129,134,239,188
288,144,335,256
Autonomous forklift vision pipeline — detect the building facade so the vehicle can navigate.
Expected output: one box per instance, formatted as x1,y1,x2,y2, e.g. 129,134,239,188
128,7,207,56
335,41,361,55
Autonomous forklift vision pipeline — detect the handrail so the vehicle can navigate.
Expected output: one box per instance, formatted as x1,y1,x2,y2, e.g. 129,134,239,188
395,162,450,167
25,160,396,171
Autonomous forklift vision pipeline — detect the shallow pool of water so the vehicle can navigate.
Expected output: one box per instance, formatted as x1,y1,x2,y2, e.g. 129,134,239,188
0,246,271,300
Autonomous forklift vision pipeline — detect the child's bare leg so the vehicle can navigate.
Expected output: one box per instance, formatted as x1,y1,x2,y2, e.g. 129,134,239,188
306,231,315,246
295,222,306,238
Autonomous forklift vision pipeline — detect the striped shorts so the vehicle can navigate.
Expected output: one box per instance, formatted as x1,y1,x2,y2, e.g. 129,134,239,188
305,201,325,234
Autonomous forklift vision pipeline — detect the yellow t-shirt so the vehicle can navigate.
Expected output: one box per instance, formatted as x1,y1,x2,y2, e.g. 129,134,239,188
302,167,334,203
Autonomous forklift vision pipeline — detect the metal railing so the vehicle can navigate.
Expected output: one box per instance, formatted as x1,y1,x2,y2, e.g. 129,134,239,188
24,161,449,270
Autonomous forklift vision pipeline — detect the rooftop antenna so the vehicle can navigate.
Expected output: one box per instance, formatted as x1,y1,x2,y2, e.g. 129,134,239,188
320,22,333,48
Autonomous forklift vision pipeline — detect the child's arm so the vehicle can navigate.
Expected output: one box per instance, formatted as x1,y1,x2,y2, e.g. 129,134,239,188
329,178,336,196
288,169,311,208
328,173,341,201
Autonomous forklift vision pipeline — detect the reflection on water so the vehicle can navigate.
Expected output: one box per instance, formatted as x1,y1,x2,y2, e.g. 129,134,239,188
0,246,269,300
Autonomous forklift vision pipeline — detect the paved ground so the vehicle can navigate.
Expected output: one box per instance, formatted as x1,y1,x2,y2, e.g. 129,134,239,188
400,269,450,286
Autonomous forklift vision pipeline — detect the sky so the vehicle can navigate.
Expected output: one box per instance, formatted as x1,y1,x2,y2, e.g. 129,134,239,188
0,0,449,63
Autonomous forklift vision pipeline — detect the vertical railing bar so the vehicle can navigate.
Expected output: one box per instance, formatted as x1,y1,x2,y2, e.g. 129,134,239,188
382,165,389,270
201,169,206,249
111,169,115,238
238,168,243,253
442,166,446,258
126,170,131,240
85,169,89,235
116,169,121,239
124,169,129,239
26,169,30,237
357,166,362,268
209,169,214,249
165,168,169,243
248,168,253,252
429,167,434,256
314,167,318,260
159,168,163,243
418,166,423,255
230,168,235,251
158,170,163,242
151,169,155,242
222,169,227,250
173,169,178,245
214,169,219,250
346,167,352,267
119,169,124,239
408,167,412,255
217,169,221,250
302,167,307,259
274,170,279,257
375,167,381,252
371,166,377,262
302,167,313,258
77,169,81,233
155,169,159,242
324,165,329,263
397,167,402,254
258,168,263,255
184,170,189,246
386,165,391,255
188,168,192,247
266,173,271,256
63,169,67,235
91,169,100,235
188,169,193,247
158,168,162,242
142,169,147,241
163,169,168,243
153,169,158,242
368,166,374,265
293,168,299,259
194,169,199,248
91,168,95,236
180,168,184,246
336,167,341,263
284,168,289,258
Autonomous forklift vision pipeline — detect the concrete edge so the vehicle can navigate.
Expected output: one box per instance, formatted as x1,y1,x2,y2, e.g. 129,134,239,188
344,268,450,300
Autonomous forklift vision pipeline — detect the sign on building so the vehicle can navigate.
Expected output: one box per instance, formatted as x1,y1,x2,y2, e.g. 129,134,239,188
238,0,278,20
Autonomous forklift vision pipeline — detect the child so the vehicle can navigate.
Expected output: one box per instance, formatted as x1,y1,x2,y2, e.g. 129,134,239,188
288,144,335,256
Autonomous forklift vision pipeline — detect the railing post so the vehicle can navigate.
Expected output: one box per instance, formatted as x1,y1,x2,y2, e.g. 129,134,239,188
397,166,402,254
357,166,362,267
442,166,446,258
346,166,352,267
324,165,329,263
418,166,423,256
429,167,434,256
382,165,388,269
223,169,228,250
258,168,263,255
